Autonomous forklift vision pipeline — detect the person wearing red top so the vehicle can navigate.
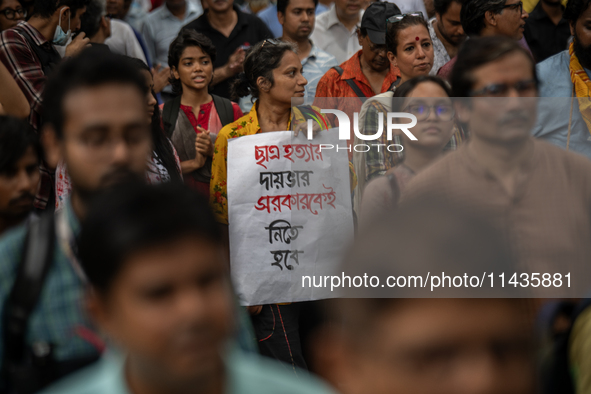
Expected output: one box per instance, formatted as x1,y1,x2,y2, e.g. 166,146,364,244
314,2,401,148
163,29,242,197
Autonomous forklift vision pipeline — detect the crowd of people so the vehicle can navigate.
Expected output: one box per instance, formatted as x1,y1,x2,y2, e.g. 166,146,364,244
0,0,590,392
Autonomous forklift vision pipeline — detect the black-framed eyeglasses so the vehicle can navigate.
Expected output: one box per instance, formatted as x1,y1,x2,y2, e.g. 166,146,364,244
497,1,523,13
0,7,27,20
386,12,424,23
469,79,538,97
404,103,455,121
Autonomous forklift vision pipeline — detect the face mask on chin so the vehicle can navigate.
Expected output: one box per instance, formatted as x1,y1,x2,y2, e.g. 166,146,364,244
52,7,71,46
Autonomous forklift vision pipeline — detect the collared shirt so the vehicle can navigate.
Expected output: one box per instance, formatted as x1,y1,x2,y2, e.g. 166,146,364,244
0,21,59,210
302,43,338,98
310,4,362,65
183,5,273,99
39,347,336,394
533,50,591,159
210,104,319,224
402,139,591,283
524,2,570,63
140,1,202,89
381,0,427,16
0,199,99,364
428,18,451,76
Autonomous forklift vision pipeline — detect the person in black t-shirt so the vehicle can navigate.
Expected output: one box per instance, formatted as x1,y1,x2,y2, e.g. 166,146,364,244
182,0,273,99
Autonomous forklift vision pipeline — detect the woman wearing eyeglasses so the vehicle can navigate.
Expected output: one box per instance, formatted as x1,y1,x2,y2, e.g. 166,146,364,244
0,0,26,32
359,76,456,227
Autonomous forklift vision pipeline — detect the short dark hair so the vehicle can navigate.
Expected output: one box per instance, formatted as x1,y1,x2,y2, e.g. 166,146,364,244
79,0,104,38
169,29,217,95
386,15,429,55
0,116,40,175
277,0,319,16
32,0,89,19
231,39,297,101
460,0,507,36
564,0,591,23
434,0,465,16
450,36,537,97
79,183,223,294
42,48,148,139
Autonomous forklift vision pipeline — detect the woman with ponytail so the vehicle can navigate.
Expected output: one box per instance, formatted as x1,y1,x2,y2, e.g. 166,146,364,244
210,38,329,371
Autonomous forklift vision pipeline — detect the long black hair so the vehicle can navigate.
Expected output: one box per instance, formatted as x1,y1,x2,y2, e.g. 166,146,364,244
129,58,182,183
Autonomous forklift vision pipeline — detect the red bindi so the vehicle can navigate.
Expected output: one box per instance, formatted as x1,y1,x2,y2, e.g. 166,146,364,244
415,36,419,41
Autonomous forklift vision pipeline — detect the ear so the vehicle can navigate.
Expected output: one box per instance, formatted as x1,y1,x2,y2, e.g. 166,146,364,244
40,125,63,170
357,31,364,46
171,66,180,81
257,76,271,92
484,10,498,27
100,15,109,29
85,288,120,344
454,100,471,124
278,11,285,25
570,21,575,36
387,51,397,68
59,6,71,22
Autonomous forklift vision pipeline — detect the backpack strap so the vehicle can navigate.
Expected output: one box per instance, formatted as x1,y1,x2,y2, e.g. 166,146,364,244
19,30,60,77
332,66,367,98
162,95,182,139
3,213,56,368
212,94,234,126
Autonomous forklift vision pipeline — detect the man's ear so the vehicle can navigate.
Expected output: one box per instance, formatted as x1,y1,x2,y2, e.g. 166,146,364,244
357,30,364,46
40,125,63,170
278,11,285,26
59,6,71,23
85,287,119,344
484,10,498,28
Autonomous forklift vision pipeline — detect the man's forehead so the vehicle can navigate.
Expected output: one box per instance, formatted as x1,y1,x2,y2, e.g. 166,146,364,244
288,0,317,9
62,85,145,125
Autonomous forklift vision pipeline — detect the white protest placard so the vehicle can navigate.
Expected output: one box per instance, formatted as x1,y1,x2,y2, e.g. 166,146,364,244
227,128,354,306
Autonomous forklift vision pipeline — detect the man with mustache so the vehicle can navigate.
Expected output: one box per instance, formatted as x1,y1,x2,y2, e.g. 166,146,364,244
436,0,529,79
0,50,153,392
533,0,591,160
39,183,334,394
403,36,591,288
0,116,40,236
278,0,337,97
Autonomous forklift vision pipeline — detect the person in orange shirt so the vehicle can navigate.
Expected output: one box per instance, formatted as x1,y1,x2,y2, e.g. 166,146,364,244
314,2,402,149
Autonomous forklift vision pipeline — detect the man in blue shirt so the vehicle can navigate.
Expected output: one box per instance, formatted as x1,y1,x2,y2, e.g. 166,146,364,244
533,0,591,158
0,50,154,392
258,0,330,37
278,0,337,97
39,183,335,394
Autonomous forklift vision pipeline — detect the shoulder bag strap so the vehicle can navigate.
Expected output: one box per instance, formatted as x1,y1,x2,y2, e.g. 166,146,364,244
162,95,182,139
332,66,367,98
212,94,234,126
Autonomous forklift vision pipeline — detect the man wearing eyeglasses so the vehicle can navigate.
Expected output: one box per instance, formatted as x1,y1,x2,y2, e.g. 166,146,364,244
0,0,26,32
436,0,529,79
403,36,591,290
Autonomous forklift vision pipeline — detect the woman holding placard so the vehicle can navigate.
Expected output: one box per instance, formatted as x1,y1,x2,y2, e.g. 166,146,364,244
210,39,328,372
